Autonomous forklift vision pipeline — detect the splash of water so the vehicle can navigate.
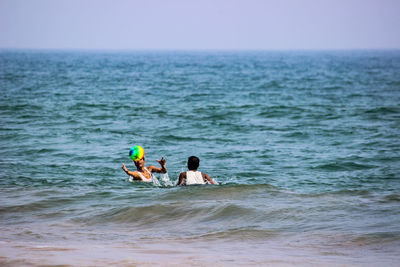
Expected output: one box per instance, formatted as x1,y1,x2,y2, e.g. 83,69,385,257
156,172,174,187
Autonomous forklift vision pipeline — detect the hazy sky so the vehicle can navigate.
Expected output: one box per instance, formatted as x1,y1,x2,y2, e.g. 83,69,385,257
0,0,399,50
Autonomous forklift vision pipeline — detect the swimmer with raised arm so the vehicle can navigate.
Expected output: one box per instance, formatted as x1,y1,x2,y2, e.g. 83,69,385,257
178,156,217,185
122,146,167,183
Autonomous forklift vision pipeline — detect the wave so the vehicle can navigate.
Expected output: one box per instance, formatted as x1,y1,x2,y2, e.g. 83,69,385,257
312,161,377,171
364,106,400,115
158,183,281,199
186,228,278,241
0,196,78,214
157,134,233,143
68,184,283,227
75,202,261,228
257,105,307,118
341,232,400,247
380,193,400,203
0,189,117,216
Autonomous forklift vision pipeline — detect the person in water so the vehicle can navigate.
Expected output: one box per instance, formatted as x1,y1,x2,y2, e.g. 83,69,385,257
121,146,167,182
178,156,217,185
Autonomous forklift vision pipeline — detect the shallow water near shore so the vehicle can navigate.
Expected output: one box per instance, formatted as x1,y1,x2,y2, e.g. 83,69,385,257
1,50,400,266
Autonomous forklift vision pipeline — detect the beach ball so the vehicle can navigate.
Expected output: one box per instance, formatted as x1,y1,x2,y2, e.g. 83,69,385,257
129,146,145,161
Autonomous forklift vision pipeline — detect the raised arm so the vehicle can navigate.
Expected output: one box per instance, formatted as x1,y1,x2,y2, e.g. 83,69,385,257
148,157,167,173
122,163,141,180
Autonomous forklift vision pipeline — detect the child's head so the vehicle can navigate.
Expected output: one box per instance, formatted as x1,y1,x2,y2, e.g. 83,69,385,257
187,156,200,170
134,157,145,169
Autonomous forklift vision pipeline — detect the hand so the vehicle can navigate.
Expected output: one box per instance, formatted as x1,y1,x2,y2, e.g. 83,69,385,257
122,163,128,172
156,157,166,167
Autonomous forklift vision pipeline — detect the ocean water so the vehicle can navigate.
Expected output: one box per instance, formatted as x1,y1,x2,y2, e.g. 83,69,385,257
0,50,400,266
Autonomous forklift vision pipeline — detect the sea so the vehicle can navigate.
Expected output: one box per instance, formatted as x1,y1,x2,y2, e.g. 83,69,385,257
0,50,399,266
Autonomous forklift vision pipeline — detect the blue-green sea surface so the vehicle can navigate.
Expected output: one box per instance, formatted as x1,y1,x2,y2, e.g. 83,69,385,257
1,50,400,266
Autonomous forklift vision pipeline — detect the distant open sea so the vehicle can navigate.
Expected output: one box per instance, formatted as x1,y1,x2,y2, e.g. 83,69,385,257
1,50,399,266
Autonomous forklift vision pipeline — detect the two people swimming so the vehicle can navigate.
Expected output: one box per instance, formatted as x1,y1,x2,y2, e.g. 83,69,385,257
121,146,217,185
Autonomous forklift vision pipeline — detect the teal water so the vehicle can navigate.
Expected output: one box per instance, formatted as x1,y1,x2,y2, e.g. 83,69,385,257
1,50,400,266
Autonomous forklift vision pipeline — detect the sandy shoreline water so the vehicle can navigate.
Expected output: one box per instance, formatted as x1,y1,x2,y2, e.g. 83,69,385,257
1,232,399,266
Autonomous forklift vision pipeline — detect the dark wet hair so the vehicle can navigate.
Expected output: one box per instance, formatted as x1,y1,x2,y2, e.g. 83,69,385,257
187,156,200,170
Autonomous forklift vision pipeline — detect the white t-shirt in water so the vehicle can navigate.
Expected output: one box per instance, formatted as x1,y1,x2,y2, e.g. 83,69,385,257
185,171,205,185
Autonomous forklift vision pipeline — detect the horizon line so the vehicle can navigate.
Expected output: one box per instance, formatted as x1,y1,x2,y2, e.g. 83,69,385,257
1,47,400,52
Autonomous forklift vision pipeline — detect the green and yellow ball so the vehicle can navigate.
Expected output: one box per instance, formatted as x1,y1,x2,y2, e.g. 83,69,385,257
129,146,145,162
